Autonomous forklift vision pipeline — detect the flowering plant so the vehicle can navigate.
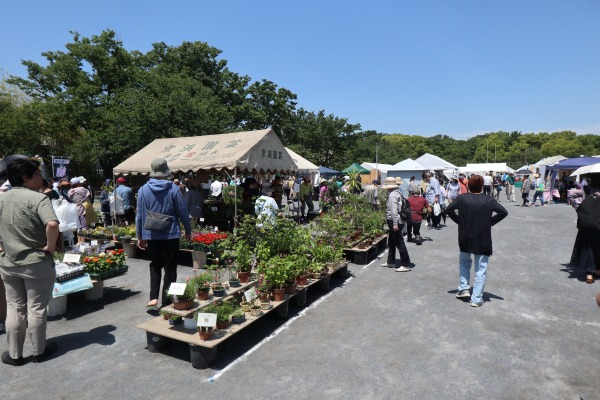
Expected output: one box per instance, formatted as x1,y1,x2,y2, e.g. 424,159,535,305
191,232,228,246
186,271,213,292
82,249,126,274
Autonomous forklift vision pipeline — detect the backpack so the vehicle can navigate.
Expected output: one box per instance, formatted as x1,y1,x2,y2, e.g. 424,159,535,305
400,195,412,221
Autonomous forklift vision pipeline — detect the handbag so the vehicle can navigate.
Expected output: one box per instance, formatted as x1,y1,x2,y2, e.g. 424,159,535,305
144,210,173,232
54,200,80,232
142,186,174,233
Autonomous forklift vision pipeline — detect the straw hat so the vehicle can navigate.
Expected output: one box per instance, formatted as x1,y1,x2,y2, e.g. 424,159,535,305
381,177,399,189
395,177,403,185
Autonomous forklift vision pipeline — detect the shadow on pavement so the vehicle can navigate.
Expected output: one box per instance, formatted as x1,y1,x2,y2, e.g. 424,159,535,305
49,288,142,321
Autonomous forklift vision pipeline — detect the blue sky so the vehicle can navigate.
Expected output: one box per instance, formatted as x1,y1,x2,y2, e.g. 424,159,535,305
2,0,599,139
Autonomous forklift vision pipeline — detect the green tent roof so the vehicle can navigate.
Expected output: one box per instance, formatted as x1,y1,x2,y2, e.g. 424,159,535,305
342,163,370,174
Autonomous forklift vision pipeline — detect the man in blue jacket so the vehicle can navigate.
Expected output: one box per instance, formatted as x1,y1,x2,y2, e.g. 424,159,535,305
136,158,192,309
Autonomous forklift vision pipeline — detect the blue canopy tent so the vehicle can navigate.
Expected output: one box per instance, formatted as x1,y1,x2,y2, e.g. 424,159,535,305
548,157,600,171
547,156,600,184
319,165,341,177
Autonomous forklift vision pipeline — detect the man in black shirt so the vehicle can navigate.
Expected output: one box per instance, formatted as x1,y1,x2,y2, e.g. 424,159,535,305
446,175,508,307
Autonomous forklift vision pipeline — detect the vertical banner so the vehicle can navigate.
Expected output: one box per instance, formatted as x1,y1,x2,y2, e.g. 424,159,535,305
52,156,70,178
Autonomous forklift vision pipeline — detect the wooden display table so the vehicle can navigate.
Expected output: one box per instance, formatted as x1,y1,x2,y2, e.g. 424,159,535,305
137,262,349,369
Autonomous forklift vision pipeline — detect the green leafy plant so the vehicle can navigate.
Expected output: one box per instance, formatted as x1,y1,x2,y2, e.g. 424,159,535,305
185,271,213,292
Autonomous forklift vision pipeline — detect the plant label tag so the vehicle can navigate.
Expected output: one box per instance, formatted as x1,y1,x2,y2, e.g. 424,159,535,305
79,245,86,253
294,183,300,192
244,288,257,302
91,223,95,227
196,313,217,327
91,240,98,246
62,253,81,263
215,227,219,231
125,221,129,226
167,283,187,296
200,218,205,222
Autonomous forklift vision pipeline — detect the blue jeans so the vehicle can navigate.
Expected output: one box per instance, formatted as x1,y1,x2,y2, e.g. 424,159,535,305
458,252,489,305
531,191,545,205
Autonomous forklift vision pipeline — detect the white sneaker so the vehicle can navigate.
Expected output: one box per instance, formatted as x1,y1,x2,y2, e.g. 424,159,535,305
456,289,470,298
380,264,393,268
395,266,411,272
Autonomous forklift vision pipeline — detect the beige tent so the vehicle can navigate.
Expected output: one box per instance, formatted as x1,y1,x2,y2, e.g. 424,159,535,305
285,147,318,174
113,129,297,176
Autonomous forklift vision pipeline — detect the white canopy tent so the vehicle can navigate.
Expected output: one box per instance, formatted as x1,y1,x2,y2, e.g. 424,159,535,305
386,158,427,185
113,129,297,176
459,163,514,175
415,153,457,171
285,147,319,182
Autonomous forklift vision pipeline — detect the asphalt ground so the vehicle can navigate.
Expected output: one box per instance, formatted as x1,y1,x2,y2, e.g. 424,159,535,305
1,200,599,400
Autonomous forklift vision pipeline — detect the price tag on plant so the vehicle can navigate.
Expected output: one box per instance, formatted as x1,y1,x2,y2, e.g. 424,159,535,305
79,245,86,253
244,288,257,302
196,313,217,327
91,240,98,246
199,218,205,222
62,253,81,263
167,283,187,296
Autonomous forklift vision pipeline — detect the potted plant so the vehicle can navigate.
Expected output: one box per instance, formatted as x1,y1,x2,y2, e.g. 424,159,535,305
231,308,246,324
204,301,234,330
258,256,289,302
186,271,213,300
234,241,253,282
168,314,182,326
222,255,240,287
212,285,226,297
167,282,196,310
240,301,251,312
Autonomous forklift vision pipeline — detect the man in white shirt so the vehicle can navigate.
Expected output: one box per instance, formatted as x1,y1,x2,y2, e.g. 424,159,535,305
255,185,279,227
483,173,494,195
210,178,223,199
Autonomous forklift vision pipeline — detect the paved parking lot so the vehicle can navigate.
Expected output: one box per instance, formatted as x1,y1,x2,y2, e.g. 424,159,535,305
1,201,599,400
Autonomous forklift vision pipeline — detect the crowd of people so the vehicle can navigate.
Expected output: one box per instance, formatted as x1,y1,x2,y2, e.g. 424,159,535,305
0,153,598,367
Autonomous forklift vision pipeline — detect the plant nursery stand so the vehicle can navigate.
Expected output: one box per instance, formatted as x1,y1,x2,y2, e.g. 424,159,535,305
137,262,349,369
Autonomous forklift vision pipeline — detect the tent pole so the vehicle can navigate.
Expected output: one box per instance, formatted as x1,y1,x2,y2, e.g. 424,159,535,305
234,167,237,232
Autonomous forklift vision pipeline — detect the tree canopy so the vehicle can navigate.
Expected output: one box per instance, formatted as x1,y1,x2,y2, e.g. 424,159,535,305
1,30,599,178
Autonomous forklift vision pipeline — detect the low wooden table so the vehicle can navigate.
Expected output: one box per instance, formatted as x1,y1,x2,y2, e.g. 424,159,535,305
137,262,349,369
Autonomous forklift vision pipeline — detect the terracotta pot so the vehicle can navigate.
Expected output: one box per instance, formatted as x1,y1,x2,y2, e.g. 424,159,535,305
259,292,270,301
216,320,231,330
285,283,297,295
173,299,194,310
238,271,250,283
296,274,308,286
198,327,213,341
272,288,286,302
197,289,209,301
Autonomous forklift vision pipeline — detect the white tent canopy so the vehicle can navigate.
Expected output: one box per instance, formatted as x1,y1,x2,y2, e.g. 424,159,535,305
534,155,565,168
459,163,514,174
113,129,297,176
415,153,457,170
388,158,427,171
360,162,394,172
285,147,318,174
